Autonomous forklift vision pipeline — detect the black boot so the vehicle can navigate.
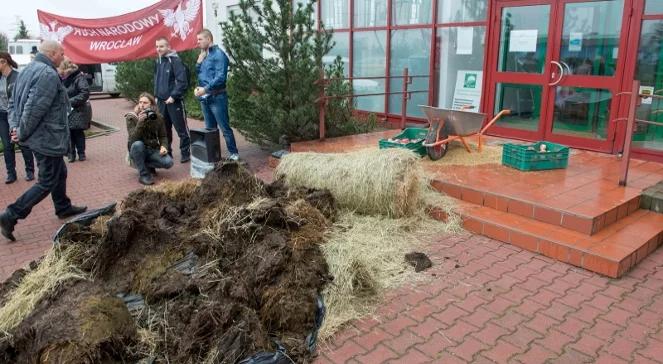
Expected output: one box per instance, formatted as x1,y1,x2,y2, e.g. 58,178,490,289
0,211,16,241
5,173,17,184
25,170,35,182
139,174,154,185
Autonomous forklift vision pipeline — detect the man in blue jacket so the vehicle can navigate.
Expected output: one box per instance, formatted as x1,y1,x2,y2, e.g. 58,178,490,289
154,37,190,163
194,29,239,161
0,41,87,241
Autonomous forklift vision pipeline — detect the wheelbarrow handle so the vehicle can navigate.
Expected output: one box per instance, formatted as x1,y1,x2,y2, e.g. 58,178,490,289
481,109,511,134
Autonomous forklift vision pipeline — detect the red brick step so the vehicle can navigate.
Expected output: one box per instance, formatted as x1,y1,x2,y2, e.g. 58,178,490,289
431,179,641,236
441,200,663,278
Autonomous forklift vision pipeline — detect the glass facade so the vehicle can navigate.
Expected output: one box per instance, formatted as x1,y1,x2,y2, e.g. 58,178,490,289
393,0,432,25
324,32,350,76
313,0,662,159
354,0,388,27
436,26,486,111
633,19,663,152
353,31,387,112
389,29,432,117
321,0,349,28
646,0,663,14
438,0,488,23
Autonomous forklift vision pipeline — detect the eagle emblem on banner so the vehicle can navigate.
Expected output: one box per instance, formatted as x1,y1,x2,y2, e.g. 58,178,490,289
158,0,201,40
39,21,74,43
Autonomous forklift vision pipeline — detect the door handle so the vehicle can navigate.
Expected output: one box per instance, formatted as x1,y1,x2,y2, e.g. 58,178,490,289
548,61,564,86
560,60,572,75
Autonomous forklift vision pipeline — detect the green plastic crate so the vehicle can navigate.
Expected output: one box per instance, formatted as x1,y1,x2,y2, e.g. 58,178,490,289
378,128,428,157
502,141,569,171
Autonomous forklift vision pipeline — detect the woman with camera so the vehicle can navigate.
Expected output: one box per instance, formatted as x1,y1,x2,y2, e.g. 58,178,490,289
59,58,92,162
125,92,173,185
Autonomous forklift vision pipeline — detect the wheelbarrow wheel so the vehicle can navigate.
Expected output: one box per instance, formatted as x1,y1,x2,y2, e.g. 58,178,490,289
425,128,448,161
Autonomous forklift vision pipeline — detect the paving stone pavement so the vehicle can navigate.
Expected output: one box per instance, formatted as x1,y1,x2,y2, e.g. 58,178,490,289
316,233,663,363
1,97,662,363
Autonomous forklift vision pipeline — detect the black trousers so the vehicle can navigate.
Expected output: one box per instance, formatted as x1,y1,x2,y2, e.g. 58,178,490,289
157,99,190,158
0,111,34,177
69,129,86,158
6,152,72,221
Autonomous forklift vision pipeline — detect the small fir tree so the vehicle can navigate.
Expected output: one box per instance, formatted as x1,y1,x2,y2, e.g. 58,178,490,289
14,19,30,41
0,32,8,52
221,0,333,147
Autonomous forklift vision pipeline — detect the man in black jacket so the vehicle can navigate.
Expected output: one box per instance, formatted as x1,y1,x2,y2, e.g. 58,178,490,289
0,41,87,242
154,37,190,163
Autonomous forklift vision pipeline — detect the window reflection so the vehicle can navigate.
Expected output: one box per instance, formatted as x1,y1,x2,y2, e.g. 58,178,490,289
552,87,611,140
393,0,432,25
353,31,387,113
390,29,432,117
559,1,623,77
497,5,551,74
321,0,349,28
438,0,487,23
634,20,663,151
354,0,387,27
436,27,486,111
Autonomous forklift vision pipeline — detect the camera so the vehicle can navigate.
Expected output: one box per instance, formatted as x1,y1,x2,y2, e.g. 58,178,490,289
144,108,158,121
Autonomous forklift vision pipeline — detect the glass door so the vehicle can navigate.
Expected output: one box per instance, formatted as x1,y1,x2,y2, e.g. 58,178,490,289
543,0,628,151
488,1,557,141
488,0,630,152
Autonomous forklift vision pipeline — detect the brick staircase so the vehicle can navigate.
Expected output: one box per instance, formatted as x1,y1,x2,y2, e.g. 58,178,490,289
430,177,663,278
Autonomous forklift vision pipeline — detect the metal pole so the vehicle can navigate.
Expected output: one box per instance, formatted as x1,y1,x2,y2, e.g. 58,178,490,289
619,80,640,186
319,67,326,140
401,67,409,129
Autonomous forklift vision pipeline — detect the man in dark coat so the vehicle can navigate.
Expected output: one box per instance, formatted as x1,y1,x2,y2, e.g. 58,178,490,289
154,36,190,163
0,41,87,242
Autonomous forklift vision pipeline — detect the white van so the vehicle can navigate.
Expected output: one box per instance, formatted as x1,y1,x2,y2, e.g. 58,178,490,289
8,39,120,97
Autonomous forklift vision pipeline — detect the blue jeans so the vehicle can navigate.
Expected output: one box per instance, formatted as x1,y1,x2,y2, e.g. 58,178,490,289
0,111,34,177
6,152,71,221
200,93,238,155
129,141,174,177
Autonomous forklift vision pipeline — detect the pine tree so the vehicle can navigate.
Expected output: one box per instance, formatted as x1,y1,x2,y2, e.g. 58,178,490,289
221,0,333,147
0,33,8,52
14,19,30,41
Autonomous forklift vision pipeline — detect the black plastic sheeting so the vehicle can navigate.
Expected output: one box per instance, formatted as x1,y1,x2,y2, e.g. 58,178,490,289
51,202,117,244
239,295,326,364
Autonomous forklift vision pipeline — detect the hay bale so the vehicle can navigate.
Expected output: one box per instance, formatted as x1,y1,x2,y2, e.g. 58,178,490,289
276,149,422,217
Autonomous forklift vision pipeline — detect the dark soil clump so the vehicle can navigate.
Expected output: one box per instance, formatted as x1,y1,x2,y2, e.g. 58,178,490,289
405,252,433,272
0,163,333,363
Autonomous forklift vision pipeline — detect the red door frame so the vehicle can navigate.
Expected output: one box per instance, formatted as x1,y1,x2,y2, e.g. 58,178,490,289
484,0,635,153
616,0,663,163
485,0,559,142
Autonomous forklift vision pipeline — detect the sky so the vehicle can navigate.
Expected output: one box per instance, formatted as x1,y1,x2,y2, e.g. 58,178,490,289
1,0,159,39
